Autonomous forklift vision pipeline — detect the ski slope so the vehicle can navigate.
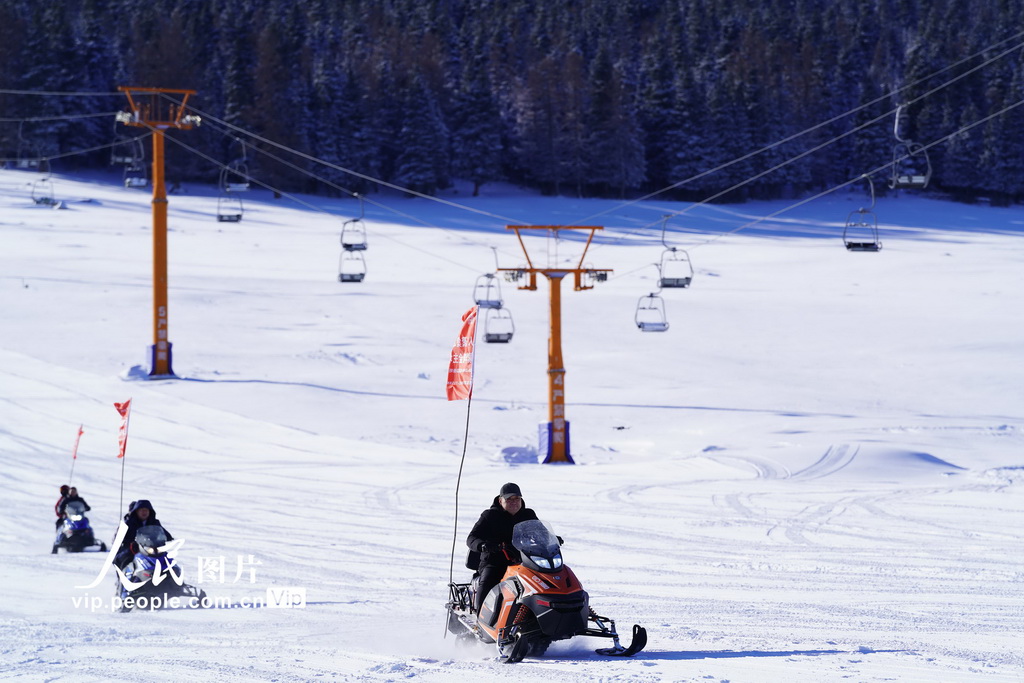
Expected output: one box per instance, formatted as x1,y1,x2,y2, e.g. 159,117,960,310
1,168,1022,682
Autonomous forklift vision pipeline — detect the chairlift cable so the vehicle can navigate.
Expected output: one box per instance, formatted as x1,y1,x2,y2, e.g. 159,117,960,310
0,111,122,123
199,119,520,266
587,36,1024,258
686,94,1024,251
0,132,151,165
0,88,123,96
569,31,1024,228
158,129,486,274
168,97,527,226
600,94,1024,283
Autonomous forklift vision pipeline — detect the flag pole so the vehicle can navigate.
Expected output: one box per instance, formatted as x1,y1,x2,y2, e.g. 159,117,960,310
448,394,474,587
443,306,479,639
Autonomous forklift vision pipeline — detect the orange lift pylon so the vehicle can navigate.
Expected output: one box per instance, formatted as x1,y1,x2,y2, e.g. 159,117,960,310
498,226,612,464
117,87,200,378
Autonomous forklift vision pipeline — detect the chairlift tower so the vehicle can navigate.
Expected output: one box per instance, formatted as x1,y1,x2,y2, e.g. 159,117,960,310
497,226,612,464
117,87,200,378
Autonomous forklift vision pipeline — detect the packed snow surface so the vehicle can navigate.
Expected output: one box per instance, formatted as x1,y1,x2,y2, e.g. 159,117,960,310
1,168,1022,681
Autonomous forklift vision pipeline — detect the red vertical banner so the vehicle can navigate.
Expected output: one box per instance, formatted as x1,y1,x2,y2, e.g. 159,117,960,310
114,399,132,459
446,306,479,401
71,424,84,460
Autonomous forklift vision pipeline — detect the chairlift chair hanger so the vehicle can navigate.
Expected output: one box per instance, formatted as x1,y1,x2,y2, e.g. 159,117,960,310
340,195,368,251
111,121,145,166
220,138,251,193
473,272,503,309
636,267,669,332
657,215,694,288
635,290,669,332
843,174,882,252
889,104,932,191
15,121,42,171
31,175,57,206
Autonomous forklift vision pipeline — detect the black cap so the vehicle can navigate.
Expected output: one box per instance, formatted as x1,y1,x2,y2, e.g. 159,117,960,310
499,482,522,499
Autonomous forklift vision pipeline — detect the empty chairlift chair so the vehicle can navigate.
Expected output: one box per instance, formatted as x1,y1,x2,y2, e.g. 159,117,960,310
123,159,148,188
340,218,367,251
111,127,148,188
215,139,251,222
220,141,251,193
635,293,669,332
217,193,243,222
340,195,368,251
484,307,515,343
473,273,503,309
338,250,366,283
111,134,144,166
659,248,693,288
31,175,57,206
843,175,882,252
888,104,932,191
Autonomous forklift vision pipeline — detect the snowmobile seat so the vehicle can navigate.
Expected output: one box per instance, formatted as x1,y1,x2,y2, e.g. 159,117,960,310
465,548,481,570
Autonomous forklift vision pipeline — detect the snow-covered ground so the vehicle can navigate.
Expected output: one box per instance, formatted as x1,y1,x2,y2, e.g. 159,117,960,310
1,167,1022,682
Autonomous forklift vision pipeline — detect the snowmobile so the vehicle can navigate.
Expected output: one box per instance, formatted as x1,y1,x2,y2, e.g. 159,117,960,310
52,500,108,554
116,525,207,612
446,519,647,663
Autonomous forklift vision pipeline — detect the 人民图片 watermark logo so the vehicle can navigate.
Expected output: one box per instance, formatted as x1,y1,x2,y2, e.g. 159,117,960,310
71,522,306,612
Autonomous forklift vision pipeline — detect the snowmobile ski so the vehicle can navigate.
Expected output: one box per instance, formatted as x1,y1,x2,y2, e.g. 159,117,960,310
595,623,647,656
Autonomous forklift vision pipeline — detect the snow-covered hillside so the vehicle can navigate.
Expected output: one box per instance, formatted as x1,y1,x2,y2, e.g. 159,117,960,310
1,168,1022,682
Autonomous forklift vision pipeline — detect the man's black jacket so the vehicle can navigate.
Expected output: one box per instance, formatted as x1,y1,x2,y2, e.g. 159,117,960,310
466,496,538,569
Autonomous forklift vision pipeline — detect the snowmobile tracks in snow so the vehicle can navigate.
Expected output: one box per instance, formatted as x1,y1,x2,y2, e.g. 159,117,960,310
790,444,859,480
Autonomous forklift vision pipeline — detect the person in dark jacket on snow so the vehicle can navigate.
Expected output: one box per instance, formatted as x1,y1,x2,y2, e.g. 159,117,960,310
58,486,91,516
114,499,173,569
54,485,70,529
466,482,539,615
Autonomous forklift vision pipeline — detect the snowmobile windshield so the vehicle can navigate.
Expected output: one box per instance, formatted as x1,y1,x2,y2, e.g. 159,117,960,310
65,500,87,518
512,520,560,557
135,525,168,555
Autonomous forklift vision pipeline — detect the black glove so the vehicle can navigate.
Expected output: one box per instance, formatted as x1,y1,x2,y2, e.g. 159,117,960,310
479,542,494,553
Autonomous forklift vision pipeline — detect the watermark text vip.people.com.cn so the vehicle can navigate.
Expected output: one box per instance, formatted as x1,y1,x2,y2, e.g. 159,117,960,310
72,586,307,612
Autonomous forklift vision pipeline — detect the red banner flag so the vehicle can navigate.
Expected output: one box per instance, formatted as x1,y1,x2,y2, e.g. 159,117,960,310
114,399,132,459
446,306,479,401
71,424,84,460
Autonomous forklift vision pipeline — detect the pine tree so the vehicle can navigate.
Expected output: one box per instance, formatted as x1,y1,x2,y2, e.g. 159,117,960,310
450,53,503,196
392,73,450,195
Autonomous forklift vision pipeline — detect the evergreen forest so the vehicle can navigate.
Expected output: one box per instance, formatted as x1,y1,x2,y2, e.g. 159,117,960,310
1,0,1022,204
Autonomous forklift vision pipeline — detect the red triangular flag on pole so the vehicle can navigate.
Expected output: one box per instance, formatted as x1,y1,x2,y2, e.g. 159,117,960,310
446,306,479,401
71,424,84,460
114,399,132,459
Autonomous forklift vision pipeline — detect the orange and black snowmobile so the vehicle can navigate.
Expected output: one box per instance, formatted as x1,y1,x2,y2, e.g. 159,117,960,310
446,519,647,663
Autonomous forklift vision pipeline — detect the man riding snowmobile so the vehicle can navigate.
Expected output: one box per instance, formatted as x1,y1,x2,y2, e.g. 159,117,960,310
466,482,538,616
449,487,647,662
52,499,107,553
115,499,172,570
116,525,206,612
